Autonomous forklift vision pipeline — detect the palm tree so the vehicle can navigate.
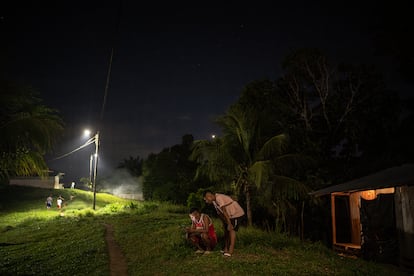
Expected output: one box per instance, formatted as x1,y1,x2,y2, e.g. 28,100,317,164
0,81,64,182
191,104,311,227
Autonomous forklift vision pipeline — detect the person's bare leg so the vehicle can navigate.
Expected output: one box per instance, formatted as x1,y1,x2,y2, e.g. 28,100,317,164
228,230,236,254
223,229,229,252
189,235,204,251
201,233,211,251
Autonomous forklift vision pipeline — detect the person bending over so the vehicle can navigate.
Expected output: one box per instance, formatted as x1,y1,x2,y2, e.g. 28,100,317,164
203,190,245,257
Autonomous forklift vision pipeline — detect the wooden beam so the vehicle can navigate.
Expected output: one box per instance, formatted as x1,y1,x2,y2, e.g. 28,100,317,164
331,194,336,245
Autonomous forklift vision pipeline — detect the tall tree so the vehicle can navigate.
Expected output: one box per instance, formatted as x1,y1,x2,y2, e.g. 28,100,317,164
191,104,310,227
276,48,402,182
0,81,64,183
142,134,206,204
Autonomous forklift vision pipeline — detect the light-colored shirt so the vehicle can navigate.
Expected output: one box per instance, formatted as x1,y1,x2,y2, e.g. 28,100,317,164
213,193,245,218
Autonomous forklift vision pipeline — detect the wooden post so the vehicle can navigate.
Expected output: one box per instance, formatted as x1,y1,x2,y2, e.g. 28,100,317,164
331,194,336,245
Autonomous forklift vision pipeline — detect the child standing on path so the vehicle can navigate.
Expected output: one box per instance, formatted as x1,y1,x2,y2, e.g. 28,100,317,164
57,195,64,209
46,195,53,209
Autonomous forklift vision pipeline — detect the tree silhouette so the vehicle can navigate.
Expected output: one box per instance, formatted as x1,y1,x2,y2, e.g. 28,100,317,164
191,104,311,227
0,81,63,183
117,156,143,176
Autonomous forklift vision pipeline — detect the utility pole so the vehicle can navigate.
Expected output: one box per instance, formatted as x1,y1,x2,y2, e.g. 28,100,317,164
89,154,93,186
92,132,99,210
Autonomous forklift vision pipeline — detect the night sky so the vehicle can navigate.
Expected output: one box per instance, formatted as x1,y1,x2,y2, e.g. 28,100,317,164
2,1,402,184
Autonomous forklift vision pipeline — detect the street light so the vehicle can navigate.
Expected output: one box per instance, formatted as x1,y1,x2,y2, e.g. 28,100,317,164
52,129,100,210
84,130,100,210
84,129,91,138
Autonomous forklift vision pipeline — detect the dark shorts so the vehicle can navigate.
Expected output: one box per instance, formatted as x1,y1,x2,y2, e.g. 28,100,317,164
224,216,244,231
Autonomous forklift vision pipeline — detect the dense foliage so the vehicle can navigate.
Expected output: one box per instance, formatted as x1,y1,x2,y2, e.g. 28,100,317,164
277,49,413,183
0,80,64,184
135,48,414,237
117,155,143,176
142,134,212,204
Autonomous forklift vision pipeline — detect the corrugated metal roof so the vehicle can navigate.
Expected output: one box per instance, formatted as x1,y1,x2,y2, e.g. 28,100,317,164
310,164,414,197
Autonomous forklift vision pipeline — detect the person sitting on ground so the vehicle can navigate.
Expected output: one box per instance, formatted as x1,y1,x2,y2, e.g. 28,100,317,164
185,207,217,254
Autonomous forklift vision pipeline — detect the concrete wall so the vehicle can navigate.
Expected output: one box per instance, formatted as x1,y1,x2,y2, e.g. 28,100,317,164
9,176,64,189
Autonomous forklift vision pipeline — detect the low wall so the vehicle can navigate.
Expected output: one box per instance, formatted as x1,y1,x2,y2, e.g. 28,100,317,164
9,177,63,189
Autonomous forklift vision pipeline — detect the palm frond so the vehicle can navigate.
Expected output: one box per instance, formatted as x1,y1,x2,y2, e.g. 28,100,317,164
272,153,315,176
190,139,238,183
257,133,287,160
216,105,258,163
0,81,64,178
271,175,311,201
249,160,273,188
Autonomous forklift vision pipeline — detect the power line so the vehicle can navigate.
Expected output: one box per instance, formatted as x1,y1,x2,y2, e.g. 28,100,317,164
99,0,122,122
49,137,96,161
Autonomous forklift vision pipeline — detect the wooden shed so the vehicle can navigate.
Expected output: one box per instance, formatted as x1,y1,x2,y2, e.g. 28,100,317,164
311,164,414,271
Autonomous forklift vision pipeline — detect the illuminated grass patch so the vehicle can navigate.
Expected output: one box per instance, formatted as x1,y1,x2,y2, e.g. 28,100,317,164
0,186,405,275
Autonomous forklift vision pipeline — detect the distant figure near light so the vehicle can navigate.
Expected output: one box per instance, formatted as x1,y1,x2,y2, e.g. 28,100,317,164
71,182,75,189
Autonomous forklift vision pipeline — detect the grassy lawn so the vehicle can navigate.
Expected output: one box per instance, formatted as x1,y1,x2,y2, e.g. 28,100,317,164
0,186,407,275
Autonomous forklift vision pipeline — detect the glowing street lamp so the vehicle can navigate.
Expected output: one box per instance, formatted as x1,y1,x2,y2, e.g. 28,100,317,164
52,129,100,209
83,129,91,138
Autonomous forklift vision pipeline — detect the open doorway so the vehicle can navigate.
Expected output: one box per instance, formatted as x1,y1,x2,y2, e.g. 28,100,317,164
360,193,398,263
334,195,352,243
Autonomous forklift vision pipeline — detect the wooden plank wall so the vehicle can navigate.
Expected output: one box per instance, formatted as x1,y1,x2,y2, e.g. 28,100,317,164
395,185,414,271
349,192,361,245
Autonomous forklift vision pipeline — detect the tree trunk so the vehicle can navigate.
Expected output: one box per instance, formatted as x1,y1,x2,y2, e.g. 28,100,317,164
244,184,253,226
300,200,305,241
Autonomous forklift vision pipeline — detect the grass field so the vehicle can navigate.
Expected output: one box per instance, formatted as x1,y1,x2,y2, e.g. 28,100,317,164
0,185,408,275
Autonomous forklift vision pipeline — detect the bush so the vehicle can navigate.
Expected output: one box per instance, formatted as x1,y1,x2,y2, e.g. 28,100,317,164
127,201,139,209
140,202,159,213
186,187,214,210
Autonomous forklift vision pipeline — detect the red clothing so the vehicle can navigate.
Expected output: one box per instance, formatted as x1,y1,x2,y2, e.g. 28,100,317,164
207,224,217,247
190,214,217,248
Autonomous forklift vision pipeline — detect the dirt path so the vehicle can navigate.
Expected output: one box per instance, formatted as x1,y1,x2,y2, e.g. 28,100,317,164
104,223,128,276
